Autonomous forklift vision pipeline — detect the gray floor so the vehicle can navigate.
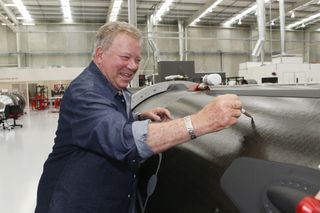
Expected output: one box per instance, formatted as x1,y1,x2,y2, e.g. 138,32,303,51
0,109,59,213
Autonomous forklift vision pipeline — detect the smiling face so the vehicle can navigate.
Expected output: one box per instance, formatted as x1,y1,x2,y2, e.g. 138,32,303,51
94,33,141,90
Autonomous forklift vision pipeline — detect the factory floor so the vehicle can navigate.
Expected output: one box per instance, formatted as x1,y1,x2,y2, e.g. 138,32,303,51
0,109,58,213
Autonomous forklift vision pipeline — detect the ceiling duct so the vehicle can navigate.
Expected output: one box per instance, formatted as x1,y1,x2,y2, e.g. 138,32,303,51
252,0,266,59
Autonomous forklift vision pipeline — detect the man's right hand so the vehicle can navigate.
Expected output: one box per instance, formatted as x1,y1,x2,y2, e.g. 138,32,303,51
191,94,242,136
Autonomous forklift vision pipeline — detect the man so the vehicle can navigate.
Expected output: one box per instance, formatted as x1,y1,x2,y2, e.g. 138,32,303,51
35,21,242,213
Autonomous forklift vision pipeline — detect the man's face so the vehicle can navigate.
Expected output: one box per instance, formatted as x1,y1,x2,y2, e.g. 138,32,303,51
96,33,141,90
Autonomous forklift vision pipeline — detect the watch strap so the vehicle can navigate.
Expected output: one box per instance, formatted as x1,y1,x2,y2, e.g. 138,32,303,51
184,115,197,140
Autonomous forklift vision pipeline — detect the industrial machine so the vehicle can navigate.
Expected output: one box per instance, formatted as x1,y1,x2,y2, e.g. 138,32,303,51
132,82,320,213
0,92,26,130
33,85,49,110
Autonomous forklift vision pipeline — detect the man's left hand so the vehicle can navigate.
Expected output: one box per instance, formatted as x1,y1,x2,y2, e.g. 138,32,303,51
139,107,173,122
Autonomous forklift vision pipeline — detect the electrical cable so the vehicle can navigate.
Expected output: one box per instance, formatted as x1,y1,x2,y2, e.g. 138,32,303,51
140,153,162,213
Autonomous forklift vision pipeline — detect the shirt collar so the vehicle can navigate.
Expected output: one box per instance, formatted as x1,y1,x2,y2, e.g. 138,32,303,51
89,61,131,98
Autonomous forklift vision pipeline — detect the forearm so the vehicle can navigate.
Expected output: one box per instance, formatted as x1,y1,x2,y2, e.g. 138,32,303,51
146,118,188,153
146,115,210,153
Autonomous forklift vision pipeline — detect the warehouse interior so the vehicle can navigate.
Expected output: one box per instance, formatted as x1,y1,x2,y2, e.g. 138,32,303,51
1,0,320,213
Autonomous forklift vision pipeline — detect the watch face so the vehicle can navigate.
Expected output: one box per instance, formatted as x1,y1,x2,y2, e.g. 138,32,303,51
188,130,196,140
184,116,196,140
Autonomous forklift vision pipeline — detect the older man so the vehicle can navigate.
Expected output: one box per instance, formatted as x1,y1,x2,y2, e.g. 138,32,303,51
35,21,242,213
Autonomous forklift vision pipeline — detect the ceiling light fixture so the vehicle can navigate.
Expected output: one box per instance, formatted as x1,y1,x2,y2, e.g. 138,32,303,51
286,12,320,29
12,0,32,21
22,22,35,26
109,0,123,22
223,0,270,26
291,11,295,18
154,0,174,23
60,0,72,22
1,23,15,26
238,19,242,25
4,4,16,7
271,20,275,25
189,0,224,26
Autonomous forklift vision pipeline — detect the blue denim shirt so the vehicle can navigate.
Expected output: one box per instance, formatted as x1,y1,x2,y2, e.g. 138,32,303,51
35,61,154,213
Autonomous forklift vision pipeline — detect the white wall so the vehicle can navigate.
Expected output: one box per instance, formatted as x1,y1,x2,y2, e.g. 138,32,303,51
0,67,83,82
1,24,320,81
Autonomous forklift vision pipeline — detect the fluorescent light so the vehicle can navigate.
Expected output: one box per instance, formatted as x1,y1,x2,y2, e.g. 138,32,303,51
22,22,35,26
4,4,16,7
190,0,224,26
223,0,269,26
154,0,174,23
60,0,72,22
109,0,123,22
1,23,15,26
12,0,32,21
286,13,320,29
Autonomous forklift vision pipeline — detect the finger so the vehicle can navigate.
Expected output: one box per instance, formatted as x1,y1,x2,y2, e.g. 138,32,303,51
155,108,173,120
150,113,162,122
231,109,241,118
161,108,173,120
232,100,242,109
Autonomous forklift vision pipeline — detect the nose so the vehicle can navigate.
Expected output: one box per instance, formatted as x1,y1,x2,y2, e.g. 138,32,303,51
127,58,139,70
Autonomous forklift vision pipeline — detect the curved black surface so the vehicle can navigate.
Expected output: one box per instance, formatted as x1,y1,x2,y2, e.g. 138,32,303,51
221,157,320,213
134,84,320,213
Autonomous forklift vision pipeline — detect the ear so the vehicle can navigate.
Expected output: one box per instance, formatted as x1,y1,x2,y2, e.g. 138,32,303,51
94,47,104,63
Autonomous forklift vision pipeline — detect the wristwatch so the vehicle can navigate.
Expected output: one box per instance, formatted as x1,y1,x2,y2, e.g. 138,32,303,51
184,116,197,140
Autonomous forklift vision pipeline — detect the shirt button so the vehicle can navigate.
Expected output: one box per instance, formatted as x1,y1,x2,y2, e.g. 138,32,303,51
132,160,136,163
121,99,124,102
134,174,136,178
128,194,131,198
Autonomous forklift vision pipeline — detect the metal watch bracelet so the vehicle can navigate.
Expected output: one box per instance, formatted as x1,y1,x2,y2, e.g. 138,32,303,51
184,115,197,140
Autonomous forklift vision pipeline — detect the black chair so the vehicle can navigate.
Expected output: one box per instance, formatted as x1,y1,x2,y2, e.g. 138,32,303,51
6,105,23,128
0,103,12,130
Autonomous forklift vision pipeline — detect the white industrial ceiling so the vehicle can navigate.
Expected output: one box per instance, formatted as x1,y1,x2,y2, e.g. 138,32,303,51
0,0,320,31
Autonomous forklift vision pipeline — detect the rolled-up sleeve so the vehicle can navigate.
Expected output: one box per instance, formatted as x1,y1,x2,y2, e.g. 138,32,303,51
132,112,140,121
132,120,154,159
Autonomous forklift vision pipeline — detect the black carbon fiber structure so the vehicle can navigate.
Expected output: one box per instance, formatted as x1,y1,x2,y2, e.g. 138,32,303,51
133,83,320,213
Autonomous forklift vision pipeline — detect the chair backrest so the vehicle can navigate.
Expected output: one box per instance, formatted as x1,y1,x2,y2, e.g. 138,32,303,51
0,102,5,113
0,102,5,120
4,105,11,119
7,105,22,119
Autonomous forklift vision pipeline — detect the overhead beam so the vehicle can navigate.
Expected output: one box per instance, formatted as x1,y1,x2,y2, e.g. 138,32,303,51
270,0,314,23
306,22,320,32
0,13,17,32
186,0,218,26
0,0,19,25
